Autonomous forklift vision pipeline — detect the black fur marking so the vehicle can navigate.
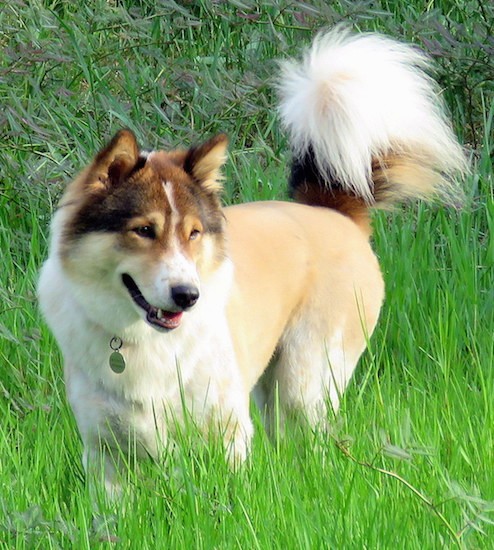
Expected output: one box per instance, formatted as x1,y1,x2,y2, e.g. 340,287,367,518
128,155,149,178
289,148,371,225
289,147,343,198
66,174,224,241
67,177,170,238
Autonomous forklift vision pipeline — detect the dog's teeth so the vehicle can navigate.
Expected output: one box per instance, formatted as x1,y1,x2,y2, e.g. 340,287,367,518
156,309,163,319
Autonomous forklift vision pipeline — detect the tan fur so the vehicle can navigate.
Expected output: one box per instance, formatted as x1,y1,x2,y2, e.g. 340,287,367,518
371,152,460,205
184,134,229,192
223,201,383,392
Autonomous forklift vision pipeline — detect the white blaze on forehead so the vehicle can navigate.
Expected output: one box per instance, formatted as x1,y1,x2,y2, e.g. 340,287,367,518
162,181,179,225
162,180,182,250
159,180,199,287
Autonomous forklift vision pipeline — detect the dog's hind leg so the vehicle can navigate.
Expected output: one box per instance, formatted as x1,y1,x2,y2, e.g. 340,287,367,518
263,318,367,435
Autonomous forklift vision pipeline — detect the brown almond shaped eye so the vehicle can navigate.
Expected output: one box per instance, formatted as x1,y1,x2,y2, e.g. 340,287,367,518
133,225,156,239
189,229,201,241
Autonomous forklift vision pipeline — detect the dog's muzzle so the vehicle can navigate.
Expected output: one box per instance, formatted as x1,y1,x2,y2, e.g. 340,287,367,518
122,274,199,330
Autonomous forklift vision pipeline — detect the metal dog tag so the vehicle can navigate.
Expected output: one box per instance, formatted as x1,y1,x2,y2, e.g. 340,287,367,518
109,337,126,374
109,351,126,374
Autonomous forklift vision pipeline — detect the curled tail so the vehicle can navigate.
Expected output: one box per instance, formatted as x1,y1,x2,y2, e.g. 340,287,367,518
277,27,468,230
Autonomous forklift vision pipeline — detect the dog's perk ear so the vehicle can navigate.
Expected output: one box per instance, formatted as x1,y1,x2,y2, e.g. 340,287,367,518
92,129,140,187
183,134,228,193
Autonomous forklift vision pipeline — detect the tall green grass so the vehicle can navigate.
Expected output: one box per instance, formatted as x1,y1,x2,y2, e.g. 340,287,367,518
1,1,493,548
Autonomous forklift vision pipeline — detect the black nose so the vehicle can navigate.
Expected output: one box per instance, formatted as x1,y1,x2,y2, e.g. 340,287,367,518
171,285,199,309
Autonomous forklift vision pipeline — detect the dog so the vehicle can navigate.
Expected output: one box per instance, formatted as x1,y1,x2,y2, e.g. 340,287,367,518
38,28,466,497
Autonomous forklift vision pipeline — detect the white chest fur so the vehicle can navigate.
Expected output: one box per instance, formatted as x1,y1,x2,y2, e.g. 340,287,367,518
39,256,246,459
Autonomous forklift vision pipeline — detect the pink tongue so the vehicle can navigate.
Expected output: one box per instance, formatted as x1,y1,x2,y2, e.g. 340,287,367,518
162,311,182,322
159,310,183,328
162,311,180,319
147,309,183,329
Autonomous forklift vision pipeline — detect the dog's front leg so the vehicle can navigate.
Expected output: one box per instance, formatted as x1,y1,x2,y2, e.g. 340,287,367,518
187,351,253,466
211,374,254,468
222,401,254,468
82,441,129,503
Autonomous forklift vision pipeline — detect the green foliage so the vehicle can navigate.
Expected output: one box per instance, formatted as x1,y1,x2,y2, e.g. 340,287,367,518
0,1,493,548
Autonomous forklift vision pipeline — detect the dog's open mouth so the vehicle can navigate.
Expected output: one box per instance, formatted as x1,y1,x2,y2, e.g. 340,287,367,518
122,274,183,330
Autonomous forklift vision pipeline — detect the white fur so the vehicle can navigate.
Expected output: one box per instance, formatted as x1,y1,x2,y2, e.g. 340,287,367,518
264,322,364,433
278,27,467,202
162,180,179,223
39,210,252,496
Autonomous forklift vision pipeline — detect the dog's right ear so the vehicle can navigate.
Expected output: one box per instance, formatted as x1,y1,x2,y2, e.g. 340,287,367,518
90,129,140,188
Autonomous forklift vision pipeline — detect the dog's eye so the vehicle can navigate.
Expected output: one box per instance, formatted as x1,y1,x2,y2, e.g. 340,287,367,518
189,229,201,241
133,225,156,239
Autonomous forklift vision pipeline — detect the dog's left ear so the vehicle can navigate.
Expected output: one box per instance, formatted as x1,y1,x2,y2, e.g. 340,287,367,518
183,134,228,193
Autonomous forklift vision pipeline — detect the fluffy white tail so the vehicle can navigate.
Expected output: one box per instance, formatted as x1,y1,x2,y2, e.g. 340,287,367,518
278,27,467,206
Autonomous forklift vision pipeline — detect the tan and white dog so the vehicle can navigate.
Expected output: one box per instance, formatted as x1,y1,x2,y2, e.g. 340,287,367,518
38,28,466,496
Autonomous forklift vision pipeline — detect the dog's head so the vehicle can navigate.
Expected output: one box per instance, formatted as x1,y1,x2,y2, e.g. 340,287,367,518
57,130,228,331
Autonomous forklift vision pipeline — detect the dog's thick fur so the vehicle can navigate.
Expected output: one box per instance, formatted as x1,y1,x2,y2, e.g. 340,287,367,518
38,28,466,496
